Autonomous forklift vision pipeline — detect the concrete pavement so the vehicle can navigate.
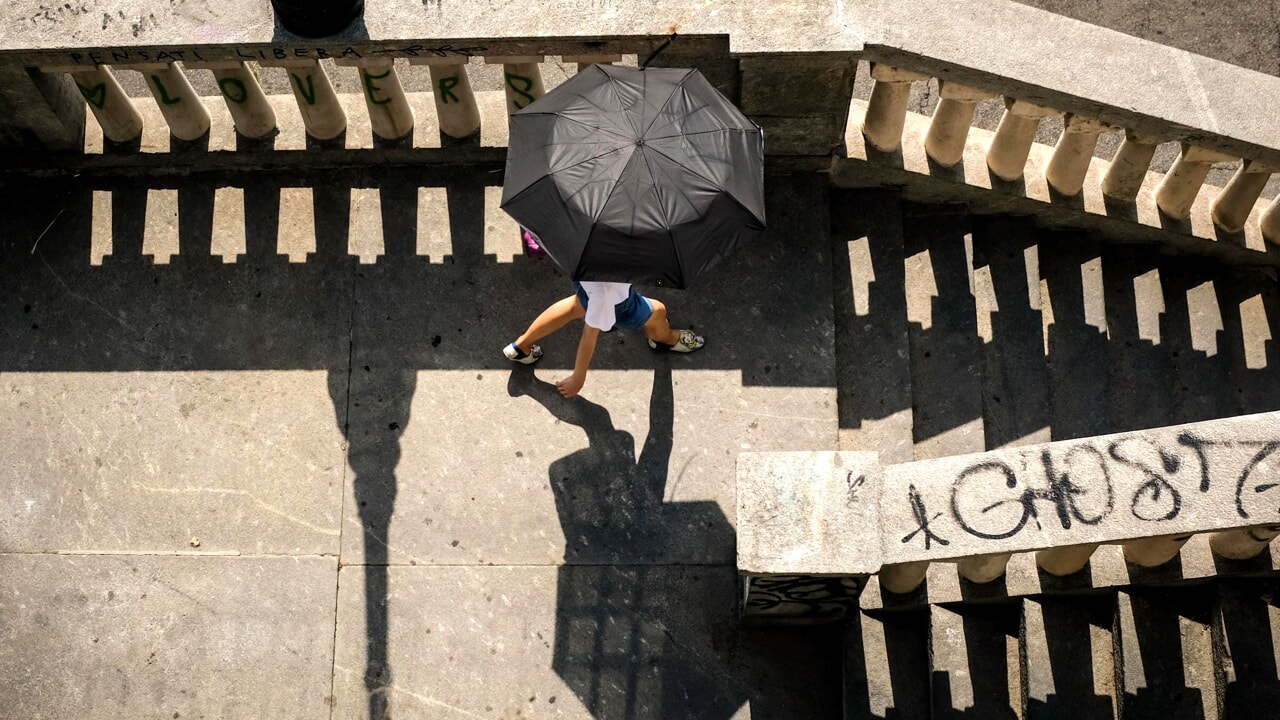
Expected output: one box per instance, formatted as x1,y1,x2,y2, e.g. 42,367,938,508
0,168,843,718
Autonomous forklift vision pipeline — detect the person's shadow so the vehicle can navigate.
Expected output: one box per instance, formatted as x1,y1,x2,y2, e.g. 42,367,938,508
507,364,839,719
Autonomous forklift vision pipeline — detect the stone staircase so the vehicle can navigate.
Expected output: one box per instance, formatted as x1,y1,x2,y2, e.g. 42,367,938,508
830,187,1280,719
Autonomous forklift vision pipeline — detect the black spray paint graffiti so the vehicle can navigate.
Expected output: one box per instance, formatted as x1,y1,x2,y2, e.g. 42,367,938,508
742,575,862,619
900,483,949,549
898,433,1280,550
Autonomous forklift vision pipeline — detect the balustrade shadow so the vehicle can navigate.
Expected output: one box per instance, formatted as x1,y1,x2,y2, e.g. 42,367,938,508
1119,587,1215,720
1216,578,1280,717
1026,596,1116,720
829,188,1280,717
1,169,839,720
508,365,842,719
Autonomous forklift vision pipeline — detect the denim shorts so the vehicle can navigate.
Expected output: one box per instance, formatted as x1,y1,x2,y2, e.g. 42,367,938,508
573,283,655,332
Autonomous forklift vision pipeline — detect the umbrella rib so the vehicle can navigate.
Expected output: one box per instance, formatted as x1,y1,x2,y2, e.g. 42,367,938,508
643,141,734,197
517,111,633,143
643,148,703,227
638,68,695,139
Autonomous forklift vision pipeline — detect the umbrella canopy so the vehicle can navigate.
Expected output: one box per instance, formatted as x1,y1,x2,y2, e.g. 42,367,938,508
500,65,765,289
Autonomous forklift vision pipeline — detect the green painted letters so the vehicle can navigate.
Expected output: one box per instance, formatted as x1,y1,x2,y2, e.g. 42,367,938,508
150,75,181,105
290,72,317,106
437,75,461,104
217,76,248,104
504,72,536,109
77,82,107,110
362,68,393,105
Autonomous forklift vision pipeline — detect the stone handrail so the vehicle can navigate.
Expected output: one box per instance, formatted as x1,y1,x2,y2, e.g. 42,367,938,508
738,412,1280,622
3,0,1278,248
847,0,1280,248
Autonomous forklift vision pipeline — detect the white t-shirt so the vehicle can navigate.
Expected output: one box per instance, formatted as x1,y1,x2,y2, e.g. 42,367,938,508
579,281,632,331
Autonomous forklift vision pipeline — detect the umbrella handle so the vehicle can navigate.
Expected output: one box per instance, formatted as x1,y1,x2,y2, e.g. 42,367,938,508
640,32,679,69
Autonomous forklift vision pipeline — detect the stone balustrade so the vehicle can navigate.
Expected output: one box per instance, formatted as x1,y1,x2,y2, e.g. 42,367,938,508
739,412,1280,621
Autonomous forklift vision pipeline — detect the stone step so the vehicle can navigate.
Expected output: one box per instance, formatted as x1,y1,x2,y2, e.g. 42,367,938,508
902,201,984,460
831,187,915,464
1214,578,1280,716
1160,257,1239,425
1037,229,1113,441
970,214,1050,449
1102,244,1174,433
1021,595,1117,720
843,609,931,719
1114,586,1221,719
929,602,1023,718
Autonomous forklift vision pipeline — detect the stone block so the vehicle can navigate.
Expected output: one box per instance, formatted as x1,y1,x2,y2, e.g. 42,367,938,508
882,411,1280,565
747,114,843,156
737,451,883,576
739,55,857,118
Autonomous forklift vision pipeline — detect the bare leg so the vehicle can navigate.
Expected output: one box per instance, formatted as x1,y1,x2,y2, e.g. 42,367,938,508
516,296,585,353
642,299,681,346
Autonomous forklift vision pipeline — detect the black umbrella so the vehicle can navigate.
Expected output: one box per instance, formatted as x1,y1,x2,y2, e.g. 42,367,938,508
500,65,765,289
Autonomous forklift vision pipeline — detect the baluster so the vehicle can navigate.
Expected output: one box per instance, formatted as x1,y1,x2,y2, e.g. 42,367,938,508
1036,543,1098,576
1101,132,1163,201
1263,196,1280,247
1154,143,1235,219
336,58,414,141
486,55,547,115
42,64,143,142
562,53,622,72
957,553,1012,583
1122,534,1192,567
408,57,481,141
1211,159,1275,233
878,561,929,594
923,80,996,167
120,62,211,141
185,60,277,139
1046,114,1112,196
261,59,347,140
1210,524,1280,560
861,63,928,153
986,98,1061,181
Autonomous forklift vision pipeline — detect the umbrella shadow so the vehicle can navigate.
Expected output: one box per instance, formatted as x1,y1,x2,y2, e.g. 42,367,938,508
507,364,841,719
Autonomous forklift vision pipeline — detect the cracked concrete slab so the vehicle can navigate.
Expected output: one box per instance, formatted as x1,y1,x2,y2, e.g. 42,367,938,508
0,554,339,719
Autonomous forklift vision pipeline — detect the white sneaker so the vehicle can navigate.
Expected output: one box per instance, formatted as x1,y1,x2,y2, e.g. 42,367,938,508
503,342,543,365
647,329,705,353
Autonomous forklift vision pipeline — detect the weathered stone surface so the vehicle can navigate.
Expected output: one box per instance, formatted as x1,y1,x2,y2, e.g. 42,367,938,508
738,451,882,576
739,55,856,118
331,565,843,719
0,0,861,60
883,412,1280,565
0,555,338,718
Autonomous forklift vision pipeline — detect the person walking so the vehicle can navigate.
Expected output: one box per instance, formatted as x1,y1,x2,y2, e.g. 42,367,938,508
503,281,704,398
